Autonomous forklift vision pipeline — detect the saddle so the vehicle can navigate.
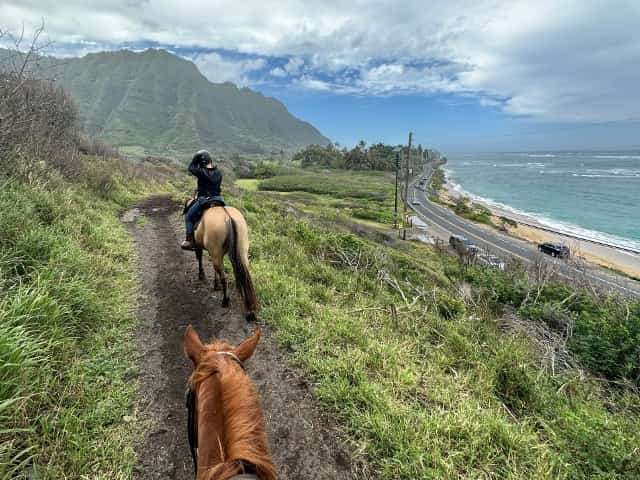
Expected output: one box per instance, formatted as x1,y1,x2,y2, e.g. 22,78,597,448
182,197,226,215
183,197,226,235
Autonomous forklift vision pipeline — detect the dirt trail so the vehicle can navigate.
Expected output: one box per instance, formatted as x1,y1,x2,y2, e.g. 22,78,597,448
123,196,366,480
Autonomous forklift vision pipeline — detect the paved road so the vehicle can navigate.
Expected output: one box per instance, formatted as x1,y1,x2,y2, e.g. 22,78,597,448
409,166,640,298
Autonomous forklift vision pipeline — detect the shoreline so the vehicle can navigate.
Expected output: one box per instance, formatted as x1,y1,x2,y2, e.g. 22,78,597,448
438,183,640,280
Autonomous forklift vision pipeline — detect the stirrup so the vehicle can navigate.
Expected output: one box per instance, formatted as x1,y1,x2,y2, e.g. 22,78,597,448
181,240,196,251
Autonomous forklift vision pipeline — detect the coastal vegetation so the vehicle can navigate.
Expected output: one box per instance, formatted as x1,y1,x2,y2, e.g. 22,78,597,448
452,196,493,225
292,142,441,172
429,165,446,196
464,265,640,383
499,215,519,230
238,169,640,479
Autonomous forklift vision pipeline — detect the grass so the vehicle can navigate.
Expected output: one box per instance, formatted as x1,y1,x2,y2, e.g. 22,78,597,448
430,166,445,193
258,170,393,201
466,265,640,383
256,170,396,226
234,172,640,479
0,157,179,478
235,178,259,191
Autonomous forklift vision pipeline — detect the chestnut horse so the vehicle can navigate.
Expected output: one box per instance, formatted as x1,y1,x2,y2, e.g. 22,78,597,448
193,205,259,321
184,325,276,480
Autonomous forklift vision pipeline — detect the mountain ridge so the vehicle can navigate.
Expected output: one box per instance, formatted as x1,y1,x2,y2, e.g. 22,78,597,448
0,48,330,155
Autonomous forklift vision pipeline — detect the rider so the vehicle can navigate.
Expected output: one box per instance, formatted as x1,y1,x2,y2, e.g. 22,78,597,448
181,150,225,250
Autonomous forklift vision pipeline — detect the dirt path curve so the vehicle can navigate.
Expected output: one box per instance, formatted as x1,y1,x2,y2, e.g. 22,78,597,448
123,196,367,480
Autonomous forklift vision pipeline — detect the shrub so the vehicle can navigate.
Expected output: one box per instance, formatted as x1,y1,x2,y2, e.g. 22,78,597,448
436,291,466,320
570,302,640,382
519,302,574,331
0,73,78,181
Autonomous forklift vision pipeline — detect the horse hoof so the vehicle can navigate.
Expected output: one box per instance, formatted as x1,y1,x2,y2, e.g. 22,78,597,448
246,312,257,322
222,298,230,308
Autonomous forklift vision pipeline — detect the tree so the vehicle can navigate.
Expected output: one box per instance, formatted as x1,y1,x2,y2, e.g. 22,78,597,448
344,146,368,170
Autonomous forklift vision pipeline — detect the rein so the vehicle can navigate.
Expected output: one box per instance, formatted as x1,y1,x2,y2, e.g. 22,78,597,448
185,351,246,477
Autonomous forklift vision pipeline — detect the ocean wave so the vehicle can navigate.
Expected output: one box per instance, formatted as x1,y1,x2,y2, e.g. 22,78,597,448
572,168,640,178
462,161,488,166
573,174,640,178
443,178,640,251
514,153,557,158
594,155,640,159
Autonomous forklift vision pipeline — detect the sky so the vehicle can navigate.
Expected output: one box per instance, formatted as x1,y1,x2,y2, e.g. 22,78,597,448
1,0,639,151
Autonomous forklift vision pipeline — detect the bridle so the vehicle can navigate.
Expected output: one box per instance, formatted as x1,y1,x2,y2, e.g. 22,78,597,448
185,351,246,477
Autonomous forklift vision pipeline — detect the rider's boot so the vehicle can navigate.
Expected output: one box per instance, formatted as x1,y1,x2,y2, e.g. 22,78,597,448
181,232,196,251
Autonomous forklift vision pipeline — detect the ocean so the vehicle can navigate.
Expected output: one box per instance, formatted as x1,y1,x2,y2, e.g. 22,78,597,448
443,151,640,251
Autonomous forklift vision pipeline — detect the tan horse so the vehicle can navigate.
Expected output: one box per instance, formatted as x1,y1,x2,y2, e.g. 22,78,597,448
184,325,276,480
192,206,259,321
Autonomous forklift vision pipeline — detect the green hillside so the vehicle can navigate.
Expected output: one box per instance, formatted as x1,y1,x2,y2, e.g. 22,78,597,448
1,48,329,155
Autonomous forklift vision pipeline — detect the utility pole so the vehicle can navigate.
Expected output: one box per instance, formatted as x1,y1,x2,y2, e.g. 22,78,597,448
402,132,412,240
404,132,412,214
393,150,399,229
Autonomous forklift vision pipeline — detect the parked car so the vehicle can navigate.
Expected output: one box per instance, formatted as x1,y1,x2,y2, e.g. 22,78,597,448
449,234,464,248
538,242,570,259
477,254,505,271
449,235,479,256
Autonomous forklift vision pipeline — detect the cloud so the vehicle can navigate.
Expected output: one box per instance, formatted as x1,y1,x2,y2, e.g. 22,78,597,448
270,57,304,78
269,67,287,78
1,0,639,121
296,75,331,91
192,52,266,86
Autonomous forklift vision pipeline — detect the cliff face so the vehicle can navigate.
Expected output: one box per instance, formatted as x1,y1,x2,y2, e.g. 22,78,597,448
1,48,329,154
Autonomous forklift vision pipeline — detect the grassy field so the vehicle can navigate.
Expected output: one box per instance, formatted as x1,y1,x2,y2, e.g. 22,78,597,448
234,170,640,479
0,156,180,478
257,170,397,226
235,178,260,191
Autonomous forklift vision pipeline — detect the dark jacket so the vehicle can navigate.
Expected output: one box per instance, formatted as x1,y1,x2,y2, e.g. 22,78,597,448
189,157,222,197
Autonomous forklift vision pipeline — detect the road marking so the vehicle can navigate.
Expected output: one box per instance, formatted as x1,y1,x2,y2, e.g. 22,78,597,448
410,183,639,296
410,191,531,262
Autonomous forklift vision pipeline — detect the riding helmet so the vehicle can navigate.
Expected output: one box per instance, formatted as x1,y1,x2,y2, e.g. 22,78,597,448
193,149,212,167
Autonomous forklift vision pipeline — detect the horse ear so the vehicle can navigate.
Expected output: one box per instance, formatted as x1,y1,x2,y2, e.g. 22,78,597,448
184,325,203,366
235,328,261,362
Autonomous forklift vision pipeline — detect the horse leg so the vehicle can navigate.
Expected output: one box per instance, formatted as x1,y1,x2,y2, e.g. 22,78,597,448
212,256,229,307
213,268,221,291
195,248,205,281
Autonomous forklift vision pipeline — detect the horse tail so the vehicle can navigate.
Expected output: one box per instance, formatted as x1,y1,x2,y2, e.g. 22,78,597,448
227,214,260,318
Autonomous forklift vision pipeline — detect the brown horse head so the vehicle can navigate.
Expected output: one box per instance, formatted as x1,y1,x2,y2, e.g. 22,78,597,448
184,325,276,480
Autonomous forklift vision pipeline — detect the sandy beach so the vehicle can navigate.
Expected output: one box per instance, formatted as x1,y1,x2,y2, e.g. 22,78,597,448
440,186,640,280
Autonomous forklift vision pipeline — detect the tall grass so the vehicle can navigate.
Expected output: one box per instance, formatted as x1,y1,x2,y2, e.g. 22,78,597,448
0,65,182,477
466,266,640,384
235,186,640,479
0,157,179,478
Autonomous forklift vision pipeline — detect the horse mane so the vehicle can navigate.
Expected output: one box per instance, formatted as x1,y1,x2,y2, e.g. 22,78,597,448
189,344,276,480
